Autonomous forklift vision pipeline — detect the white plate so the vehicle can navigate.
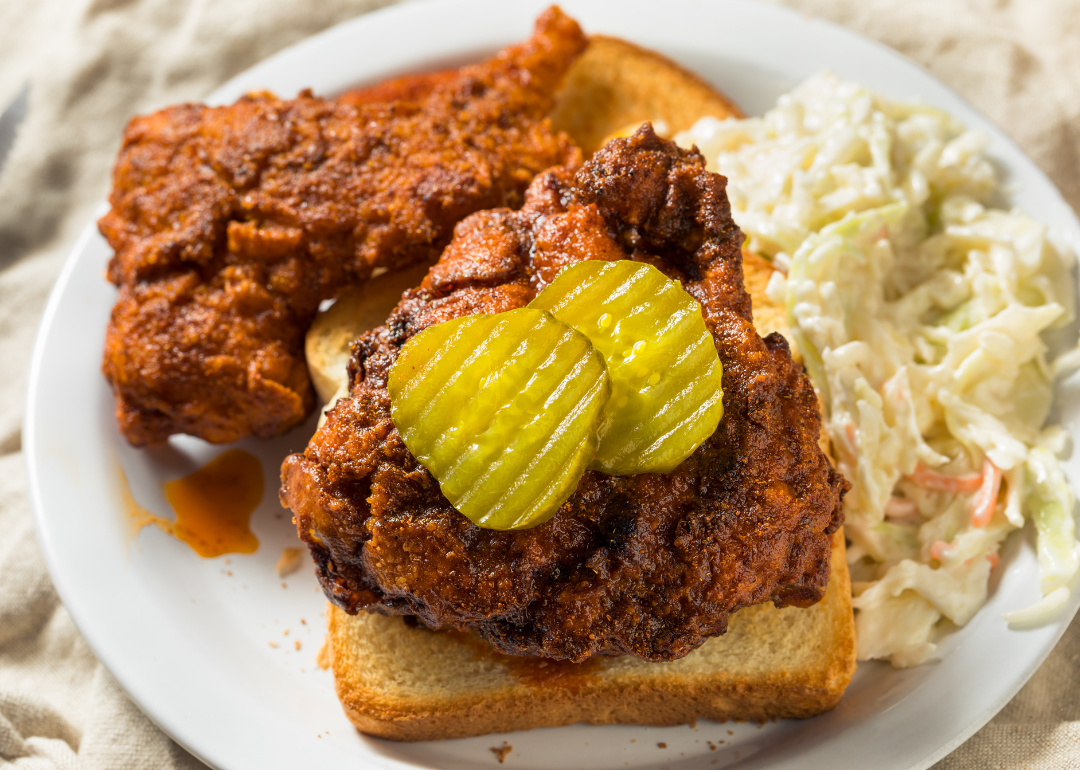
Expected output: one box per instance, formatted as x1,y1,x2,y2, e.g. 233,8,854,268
25,1,1080,769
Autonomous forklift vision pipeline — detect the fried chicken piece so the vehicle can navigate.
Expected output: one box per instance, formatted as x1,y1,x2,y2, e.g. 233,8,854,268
282,126,848,662
99,8,585,446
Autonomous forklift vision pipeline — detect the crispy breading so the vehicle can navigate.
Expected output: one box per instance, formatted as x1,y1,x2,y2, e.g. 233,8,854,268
280,126,848,663
99,7,585,446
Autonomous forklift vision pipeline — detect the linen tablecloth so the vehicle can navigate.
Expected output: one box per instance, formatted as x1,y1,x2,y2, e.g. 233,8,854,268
1,0,1078,767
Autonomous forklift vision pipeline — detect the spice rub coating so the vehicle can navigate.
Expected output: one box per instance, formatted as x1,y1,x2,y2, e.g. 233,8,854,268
99,7,585,446
280,126,848,663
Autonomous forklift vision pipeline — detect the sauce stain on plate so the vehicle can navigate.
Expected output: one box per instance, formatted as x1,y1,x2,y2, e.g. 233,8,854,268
118,464,170,537
163,449,263,557
120,449,263,557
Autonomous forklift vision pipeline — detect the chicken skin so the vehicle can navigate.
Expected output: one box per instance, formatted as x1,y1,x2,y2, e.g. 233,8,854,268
100,7,585,446
280,126,848,663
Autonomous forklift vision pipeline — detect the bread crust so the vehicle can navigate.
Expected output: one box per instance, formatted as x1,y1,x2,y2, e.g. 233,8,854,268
550,35,743,155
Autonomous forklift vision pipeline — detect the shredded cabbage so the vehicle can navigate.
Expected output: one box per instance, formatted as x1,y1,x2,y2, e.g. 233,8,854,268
677,72,1080,667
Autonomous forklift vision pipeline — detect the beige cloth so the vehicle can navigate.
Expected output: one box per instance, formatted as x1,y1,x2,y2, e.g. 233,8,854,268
0,0,1078,767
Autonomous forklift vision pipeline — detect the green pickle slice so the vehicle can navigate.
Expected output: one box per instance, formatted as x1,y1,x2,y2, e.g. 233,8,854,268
530,260,723,475
388,308,610,530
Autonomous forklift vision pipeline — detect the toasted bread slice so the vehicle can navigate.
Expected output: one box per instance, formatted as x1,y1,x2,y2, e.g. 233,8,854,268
305,262,433,404
742,249,789,341
549,35,742,156
323,250,854,743
329,534,853,742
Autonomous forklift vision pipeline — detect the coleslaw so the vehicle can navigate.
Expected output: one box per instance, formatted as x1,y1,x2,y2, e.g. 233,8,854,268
676,72,1080,667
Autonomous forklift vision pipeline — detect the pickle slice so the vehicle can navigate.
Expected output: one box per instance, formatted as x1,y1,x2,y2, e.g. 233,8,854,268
388,308,609,530
531,260,723,475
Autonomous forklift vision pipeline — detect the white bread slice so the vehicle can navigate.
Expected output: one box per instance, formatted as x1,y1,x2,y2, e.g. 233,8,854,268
327,534,853,742
322,251,854,743
550,35,743,156
742,250,789,342
305,262,434,404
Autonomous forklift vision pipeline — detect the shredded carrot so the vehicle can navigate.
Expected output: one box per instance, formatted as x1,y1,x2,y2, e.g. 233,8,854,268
931,540,953,561
910,463,982,493
846,423,857,448
986,553,1000,569
884,496,918,519
971,458,1002,527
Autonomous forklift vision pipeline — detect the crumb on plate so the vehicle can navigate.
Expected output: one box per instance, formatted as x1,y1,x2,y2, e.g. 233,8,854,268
276,547,304,577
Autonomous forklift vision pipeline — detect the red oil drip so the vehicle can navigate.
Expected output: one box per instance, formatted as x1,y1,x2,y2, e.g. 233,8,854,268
441,627,603,692
162,449,263,557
